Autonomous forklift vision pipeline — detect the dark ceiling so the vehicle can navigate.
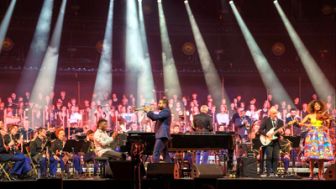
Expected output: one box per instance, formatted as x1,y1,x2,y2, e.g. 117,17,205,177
0,0,335,72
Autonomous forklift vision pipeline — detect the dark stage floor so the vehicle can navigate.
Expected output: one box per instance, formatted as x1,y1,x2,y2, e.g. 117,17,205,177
1,177,336,189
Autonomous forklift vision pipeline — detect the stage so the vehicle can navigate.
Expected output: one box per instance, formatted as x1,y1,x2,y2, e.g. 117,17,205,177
1,176,335,189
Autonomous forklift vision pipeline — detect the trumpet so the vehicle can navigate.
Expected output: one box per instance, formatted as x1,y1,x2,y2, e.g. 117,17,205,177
134,107,145,111
133,105,152,112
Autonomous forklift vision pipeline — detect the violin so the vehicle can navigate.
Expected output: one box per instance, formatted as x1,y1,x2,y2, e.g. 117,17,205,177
317,110,334,121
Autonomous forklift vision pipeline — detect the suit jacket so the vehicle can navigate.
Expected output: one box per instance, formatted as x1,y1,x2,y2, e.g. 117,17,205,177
50,138,64,156
259,117,284,140
234,116,252,137
29,137,45,157
193,113,213,132
147,108,171,139
0,134,13,161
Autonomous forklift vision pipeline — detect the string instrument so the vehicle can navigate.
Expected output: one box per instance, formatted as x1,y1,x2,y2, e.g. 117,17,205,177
259,120,297,146
316,110,334,121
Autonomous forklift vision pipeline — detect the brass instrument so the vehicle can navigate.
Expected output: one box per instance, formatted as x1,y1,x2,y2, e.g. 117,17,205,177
133,104,153,112
242,116,251,130
9,133,23,153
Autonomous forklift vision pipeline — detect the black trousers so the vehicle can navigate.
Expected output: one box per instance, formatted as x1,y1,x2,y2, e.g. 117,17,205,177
265,140,280,174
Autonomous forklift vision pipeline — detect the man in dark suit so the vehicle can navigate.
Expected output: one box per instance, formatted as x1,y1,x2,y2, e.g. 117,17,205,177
193,105,213,133
145,99,172,163
193,105,213,164
234,108,252,143
259,107,284,177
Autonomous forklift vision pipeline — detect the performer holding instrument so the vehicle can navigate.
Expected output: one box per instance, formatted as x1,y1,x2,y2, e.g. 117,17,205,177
49,128,68,177
0,124,32,179
258,107,285,177
93,118,124,160
29,127,49,177
299,100,334,180
143,98,172,163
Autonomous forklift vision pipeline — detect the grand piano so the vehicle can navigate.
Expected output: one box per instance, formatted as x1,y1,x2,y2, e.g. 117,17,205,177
123,131,235,154
169,132,234,151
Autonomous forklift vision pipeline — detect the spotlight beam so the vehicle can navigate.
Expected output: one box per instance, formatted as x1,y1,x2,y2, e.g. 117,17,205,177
125,0,143,100
230,1,293,105
0,0,17,53
158,0,182,98
126,0,155,105
274,1,335,98
30,0,67,104
137,0,155,104
16,0,54,94
93,0,114,103
185,2,229,107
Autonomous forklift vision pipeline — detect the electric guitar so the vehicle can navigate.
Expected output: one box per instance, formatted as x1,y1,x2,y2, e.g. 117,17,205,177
259,120,296,146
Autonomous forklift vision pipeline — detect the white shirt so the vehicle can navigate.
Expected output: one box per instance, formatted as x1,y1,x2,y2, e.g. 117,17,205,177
216,113,230,126
69,112,82,124
245,110,260,122
94,129,114,157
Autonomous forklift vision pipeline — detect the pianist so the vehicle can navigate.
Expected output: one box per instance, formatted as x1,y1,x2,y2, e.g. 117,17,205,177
193,105,213,164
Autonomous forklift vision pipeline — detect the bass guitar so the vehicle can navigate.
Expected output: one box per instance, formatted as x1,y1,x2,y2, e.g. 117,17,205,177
259,120,296,146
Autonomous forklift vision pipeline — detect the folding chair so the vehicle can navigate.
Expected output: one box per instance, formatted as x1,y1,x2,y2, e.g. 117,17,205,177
0,161,13,181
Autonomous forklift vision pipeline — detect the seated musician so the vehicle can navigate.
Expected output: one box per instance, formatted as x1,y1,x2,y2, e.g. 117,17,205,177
73,130,98,176
29,127,48,177
93,119,123,160
0,124,32,179
49,128,68,177
280,128,292,175
192,105,213,164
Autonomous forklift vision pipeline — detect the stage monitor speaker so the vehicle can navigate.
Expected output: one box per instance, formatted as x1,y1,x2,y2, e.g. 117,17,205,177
240,157,257,177
324,163,336,180
191,164,223,178
146,163,175,179
109,160,134,180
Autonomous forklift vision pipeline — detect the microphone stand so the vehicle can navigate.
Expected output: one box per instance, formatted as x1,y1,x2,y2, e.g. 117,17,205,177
72,147,75,178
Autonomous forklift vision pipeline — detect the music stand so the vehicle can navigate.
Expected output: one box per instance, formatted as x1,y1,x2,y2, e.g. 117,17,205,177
252,138,262,151
79,141,91,154
63,139,86,176
63,140,84,153
283,136,301,178
283,136,300,148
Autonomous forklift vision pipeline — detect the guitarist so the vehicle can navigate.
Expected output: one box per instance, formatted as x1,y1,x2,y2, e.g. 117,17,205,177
258,107,284,177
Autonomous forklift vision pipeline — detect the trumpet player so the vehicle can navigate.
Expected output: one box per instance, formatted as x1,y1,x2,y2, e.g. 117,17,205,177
143,99,172,163
29,127,48,177
234,108,252,143
0,124,32,179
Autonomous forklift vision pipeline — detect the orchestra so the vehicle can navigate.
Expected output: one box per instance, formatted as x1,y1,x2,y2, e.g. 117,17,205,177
0,92,335,180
